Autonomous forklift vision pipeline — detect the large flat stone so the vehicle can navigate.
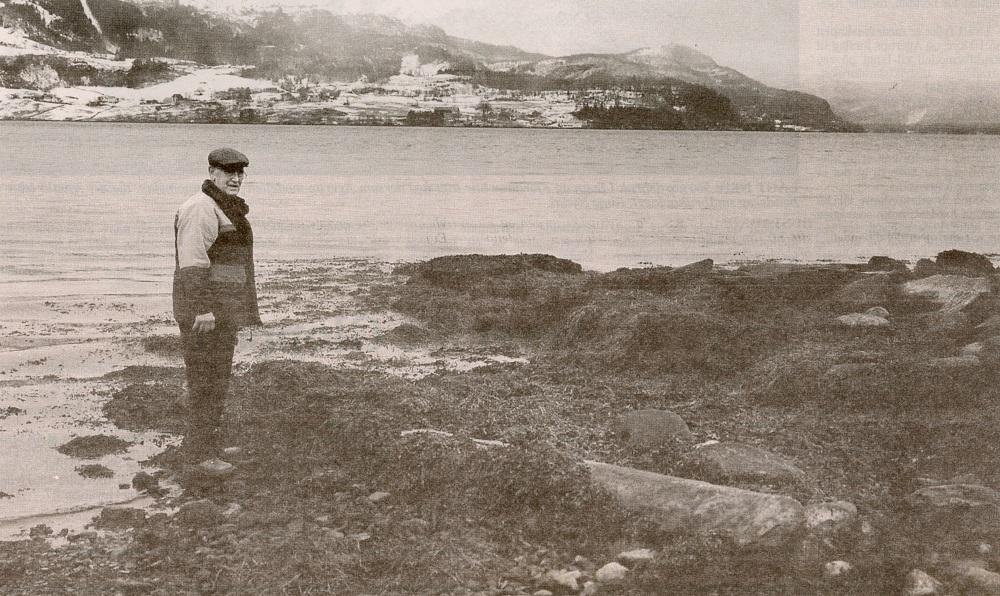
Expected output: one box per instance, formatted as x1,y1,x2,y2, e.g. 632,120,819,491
615,409,692,449
684,442,806,485
904,275,992,314
586,460,805,546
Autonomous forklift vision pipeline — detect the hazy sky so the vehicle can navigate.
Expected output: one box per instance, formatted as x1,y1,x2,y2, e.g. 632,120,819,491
204,0,1000,89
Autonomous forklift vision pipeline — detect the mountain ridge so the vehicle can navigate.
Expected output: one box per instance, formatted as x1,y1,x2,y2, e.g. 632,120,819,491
0,0,857,130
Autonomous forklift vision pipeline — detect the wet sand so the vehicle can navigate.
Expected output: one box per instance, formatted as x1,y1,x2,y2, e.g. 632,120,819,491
0,258,525,541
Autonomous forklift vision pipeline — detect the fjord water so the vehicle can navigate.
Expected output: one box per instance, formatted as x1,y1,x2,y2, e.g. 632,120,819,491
2,122,1000,297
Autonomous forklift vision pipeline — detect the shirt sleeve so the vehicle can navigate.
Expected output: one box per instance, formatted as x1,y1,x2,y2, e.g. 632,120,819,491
176,200,218,269
174,200,219,318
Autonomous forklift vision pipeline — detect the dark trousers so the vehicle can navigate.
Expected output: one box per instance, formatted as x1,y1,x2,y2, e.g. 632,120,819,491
179,323,238,458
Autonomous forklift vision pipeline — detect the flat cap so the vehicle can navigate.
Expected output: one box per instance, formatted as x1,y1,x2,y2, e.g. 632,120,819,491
208,147,249,169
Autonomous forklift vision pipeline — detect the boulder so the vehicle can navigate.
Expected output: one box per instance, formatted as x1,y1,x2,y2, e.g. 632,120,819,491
914,259,941,278
949,559,1000,594
94,506,146,529
367,491,391,503
804,501,858,532
907,484,1000,509
867,256,909,272
904,275,992,314
617,548,656,563
961,342,985,357
836,313,890,327
595,259,713,291
615,409,692,449
823,560,853,577
865,306,890,318
684,442,806,486
905,569,943,596
586,460,805,546
906,484,1000,535
834,275,896,306
175,499,225,528
541,569,582,592
595,562,628,583
935,250,995,276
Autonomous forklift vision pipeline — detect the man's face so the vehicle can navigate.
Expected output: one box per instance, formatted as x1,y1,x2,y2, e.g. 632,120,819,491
209,166,245,196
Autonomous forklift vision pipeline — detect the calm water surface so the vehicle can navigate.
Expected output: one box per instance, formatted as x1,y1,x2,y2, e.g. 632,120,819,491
2,122,1000,296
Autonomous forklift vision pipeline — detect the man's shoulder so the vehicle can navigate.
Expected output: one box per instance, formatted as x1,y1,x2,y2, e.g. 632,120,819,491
177,191,216,216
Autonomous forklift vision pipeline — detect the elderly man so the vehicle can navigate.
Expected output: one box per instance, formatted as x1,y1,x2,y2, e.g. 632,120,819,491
173,148,261,463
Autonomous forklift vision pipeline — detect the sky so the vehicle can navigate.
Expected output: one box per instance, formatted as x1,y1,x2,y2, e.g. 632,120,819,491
200,0,1000,90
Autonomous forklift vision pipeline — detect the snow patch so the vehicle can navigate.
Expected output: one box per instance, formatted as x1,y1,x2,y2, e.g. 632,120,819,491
905,108,928,126
80,66,275,102
399,53,450,77
78,0,103,35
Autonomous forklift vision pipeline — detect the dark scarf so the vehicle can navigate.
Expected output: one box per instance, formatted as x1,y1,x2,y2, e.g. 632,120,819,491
202,180,252,241
200,179,260,327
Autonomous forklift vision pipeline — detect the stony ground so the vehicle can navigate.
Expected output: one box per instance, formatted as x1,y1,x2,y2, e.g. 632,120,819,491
5,251,1000,594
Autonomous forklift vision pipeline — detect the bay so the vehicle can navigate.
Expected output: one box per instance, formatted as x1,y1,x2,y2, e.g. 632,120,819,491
2,121,999,297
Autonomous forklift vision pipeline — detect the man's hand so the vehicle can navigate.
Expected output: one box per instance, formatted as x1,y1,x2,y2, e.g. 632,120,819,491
192,312,216,333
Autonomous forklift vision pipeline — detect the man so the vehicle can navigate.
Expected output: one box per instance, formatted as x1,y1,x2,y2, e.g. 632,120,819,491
173,148,261,463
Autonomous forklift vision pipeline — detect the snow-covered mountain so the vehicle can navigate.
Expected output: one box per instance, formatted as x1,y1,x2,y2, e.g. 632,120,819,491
0,0,855,129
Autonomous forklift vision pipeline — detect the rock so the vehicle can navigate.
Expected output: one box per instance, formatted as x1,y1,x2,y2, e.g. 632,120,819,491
617,548,656,563
904,275,992,313
907,484,1000,509
833,275,896,306
980,543,994,555
196,458,235,478
684,442,806,485
949,559,1000,593
615,409,692,449
542,569,582,592
961,342,985,357
935,249,995,276
867,256,909,272
222,503,242,517
56,434,131,459
823,560,853,577
586,460,805,546
596,259,714,291
28,524,53,538
580,581,599,596
368,491,391,503
131,471,159,493
914,259,941,278
907,484,1000,535
864,306,890,318
533,591,554,596
836,313,890,327
804,501,858,532
94,506,146,529
905,569,943,595
595,562,628,583
175,499,225,528
222,446,244,458
67,531,97,543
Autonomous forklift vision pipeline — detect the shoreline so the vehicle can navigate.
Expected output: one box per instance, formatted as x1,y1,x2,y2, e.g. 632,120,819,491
4,251,1000,593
